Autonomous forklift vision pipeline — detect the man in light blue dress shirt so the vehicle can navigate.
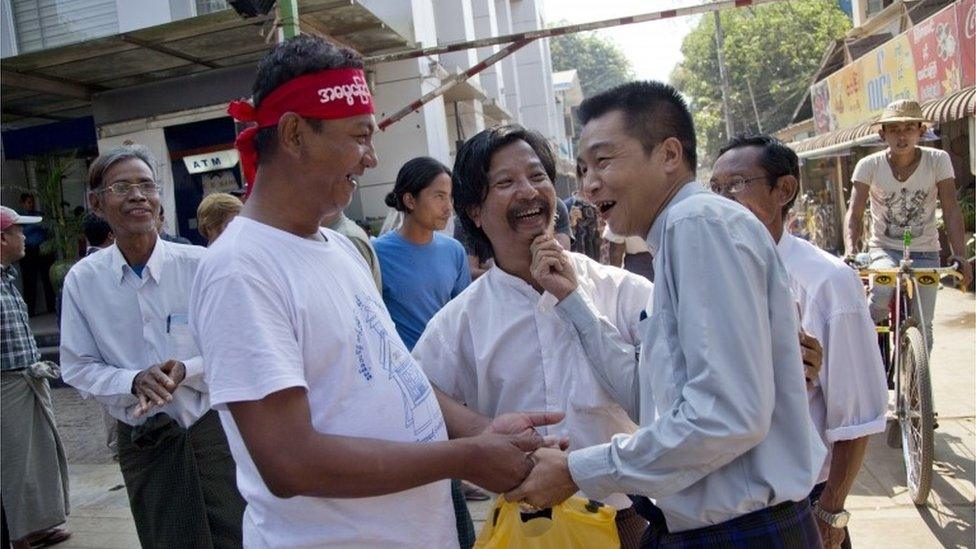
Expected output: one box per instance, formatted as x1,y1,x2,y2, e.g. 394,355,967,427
507,81,826,547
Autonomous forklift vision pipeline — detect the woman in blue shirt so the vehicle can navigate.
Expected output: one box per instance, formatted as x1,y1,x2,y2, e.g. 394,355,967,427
374,157,470,350
374,156,477,546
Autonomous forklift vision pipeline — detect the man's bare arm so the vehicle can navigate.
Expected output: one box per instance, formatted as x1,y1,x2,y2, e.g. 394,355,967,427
228,387,541,499
937,178,973,288
433,386,566,441
845,181,870,255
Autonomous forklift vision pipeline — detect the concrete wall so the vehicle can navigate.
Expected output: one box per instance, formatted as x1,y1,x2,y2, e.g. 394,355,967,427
92,65,253,126
472,0,505,106
494,0,521,122
359,0,415,45
510,0,556,141
117,0,173,33
354,0,451,221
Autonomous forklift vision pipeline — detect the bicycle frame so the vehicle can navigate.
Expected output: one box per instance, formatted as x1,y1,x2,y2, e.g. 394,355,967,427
852,231,962,504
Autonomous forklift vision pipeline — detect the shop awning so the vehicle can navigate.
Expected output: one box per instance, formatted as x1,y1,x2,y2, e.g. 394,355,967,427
789,85,975,159
921,86,976,122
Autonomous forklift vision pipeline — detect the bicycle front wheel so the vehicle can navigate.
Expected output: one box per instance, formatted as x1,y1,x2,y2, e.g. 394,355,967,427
899,325,934,505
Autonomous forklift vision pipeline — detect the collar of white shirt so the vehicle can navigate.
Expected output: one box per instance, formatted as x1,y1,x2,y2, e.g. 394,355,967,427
775,231,796,257
486,263,559,310
108,236,168,286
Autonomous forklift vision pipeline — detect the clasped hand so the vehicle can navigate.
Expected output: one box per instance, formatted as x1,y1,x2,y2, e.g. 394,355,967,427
131,359,186,418
463,411,569,494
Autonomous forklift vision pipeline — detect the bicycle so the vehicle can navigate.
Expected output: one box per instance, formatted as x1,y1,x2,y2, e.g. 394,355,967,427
849,230,961,505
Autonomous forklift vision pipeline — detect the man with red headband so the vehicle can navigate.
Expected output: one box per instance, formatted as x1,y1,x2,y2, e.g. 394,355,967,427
190,36,557,548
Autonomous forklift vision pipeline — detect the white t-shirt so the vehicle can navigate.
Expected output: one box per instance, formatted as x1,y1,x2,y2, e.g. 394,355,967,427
852,147,954,252
189,216,455,549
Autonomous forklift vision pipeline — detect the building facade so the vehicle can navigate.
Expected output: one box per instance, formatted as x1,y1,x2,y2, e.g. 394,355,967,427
776,0,974,255
1,0,575,243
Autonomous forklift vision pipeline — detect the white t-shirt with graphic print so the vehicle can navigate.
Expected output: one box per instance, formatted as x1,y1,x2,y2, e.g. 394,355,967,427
852,146,954,252
190,216,455,549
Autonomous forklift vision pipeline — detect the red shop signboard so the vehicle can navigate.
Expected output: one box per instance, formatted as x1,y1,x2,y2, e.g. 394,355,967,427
910,4,964,102
959,0,975,88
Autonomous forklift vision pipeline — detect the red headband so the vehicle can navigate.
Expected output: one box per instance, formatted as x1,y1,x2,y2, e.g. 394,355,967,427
227,68,374,193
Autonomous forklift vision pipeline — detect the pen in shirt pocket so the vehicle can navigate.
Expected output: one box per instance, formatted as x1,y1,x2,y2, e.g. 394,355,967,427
166,313,189,334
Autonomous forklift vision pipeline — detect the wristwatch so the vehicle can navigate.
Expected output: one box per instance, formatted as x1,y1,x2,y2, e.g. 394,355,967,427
813,504,850,528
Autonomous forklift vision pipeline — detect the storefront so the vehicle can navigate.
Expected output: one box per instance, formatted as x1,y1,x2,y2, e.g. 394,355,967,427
784,0,976,255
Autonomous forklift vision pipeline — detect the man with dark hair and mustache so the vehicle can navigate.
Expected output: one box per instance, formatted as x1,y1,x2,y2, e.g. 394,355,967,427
414,124,654,547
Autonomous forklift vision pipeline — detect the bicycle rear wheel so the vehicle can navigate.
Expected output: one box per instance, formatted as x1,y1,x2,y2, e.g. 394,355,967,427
899,325,934,505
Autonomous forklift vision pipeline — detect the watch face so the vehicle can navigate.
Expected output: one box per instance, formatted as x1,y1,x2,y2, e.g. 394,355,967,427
834,512,850,528
816,506,850,528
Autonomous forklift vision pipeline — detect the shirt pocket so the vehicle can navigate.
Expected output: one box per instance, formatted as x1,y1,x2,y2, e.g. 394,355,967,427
167,313,198,360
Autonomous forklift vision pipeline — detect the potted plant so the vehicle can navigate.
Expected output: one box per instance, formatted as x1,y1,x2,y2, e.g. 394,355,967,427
25,154,83,295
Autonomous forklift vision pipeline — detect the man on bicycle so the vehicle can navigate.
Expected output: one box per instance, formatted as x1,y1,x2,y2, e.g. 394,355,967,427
845,99,972,349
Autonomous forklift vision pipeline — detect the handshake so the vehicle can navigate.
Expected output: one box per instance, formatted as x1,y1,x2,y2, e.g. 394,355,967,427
463,411,582,510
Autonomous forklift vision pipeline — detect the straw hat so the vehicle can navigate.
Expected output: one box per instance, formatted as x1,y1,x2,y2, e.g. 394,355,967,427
875,99,929,125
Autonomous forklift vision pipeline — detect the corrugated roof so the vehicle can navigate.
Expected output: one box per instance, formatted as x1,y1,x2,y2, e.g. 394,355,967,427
788,86,975,158
1,0,414,128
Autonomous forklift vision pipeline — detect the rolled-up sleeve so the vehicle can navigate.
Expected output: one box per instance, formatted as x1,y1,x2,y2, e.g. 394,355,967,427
569,216,779,500
818,273,888,443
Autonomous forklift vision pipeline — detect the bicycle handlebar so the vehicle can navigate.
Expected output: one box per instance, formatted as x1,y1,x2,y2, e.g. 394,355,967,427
857,266,963,281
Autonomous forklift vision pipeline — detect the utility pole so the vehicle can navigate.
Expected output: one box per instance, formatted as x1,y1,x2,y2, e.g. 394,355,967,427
713,11,734,139
278,0,300,41
745,77,763,133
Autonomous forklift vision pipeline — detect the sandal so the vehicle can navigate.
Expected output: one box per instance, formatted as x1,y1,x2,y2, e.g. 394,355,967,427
29,527,72,548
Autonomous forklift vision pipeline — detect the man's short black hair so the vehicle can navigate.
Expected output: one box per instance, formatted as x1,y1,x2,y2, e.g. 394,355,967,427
452,124,556,258
82,212,113,247
718,133,800,215
251,35,365,163
577,80,697,171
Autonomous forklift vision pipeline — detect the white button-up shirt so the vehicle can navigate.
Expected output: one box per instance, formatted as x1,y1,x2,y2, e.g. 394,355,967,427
414,253,652,508
565,183,825,532
60,238,209,428
778,233,887,482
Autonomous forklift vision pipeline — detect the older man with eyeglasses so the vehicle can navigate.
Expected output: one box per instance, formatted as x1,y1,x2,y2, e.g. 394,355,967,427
59,145,245,548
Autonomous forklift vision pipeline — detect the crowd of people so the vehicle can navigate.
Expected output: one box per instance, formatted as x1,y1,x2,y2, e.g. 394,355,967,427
1,33,971,549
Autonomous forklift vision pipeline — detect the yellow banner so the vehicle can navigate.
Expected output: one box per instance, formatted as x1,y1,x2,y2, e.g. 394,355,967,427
862,34,919,114
823,34,918,131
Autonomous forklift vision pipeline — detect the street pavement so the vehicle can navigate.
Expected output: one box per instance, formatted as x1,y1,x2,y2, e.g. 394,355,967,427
48,288,974,548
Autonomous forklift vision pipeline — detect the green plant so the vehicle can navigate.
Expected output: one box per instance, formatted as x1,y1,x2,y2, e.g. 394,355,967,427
957,185,975,232
25,154,82,262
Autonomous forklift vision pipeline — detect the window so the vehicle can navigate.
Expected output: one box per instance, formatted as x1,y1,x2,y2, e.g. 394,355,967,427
196,0,229,15
11,0,118,53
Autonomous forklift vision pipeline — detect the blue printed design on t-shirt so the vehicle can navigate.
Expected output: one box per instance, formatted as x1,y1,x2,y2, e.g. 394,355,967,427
354,294,442,441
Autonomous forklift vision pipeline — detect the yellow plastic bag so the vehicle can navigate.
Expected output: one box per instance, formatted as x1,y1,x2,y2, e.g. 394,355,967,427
474,496,620,548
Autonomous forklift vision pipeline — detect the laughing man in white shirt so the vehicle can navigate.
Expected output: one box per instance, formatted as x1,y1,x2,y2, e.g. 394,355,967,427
414,124,653,547
59,144,246,548
711,134,887,549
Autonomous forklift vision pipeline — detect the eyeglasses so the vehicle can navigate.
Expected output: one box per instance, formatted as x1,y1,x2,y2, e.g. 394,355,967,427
97,182,161,197
708,175,771,197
